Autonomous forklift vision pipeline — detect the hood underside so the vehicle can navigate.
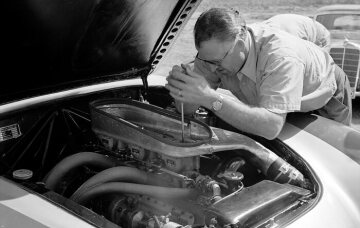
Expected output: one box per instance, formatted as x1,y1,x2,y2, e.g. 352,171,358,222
2,0,200,104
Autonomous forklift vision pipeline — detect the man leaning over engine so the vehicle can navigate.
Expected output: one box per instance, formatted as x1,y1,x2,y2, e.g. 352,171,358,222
165,8,352,140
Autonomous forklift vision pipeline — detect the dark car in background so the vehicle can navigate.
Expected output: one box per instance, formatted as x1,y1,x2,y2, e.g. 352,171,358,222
314,4,360,98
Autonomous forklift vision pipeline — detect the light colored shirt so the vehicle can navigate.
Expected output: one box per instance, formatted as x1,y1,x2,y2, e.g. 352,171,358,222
263,14,331,50
194,23,337,114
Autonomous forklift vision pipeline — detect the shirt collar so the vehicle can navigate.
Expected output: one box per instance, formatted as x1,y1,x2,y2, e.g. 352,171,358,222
239,30,257,83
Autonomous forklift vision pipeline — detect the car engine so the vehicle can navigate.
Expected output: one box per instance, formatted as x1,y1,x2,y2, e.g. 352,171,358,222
0,88,316,228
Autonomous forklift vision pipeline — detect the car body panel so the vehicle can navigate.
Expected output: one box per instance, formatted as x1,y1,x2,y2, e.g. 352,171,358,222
279,122,360,227
0,178,96,228
286,113,360,164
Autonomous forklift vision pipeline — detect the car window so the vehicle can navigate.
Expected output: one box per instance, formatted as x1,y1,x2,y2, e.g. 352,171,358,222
316,14,360,30
334,15,360,30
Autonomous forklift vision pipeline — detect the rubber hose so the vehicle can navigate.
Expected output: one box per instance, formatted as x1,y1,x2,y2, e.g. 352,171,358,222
71,166,157,200
206,128,309,188
44,152,118,191
73,182,199,205
230,149,308,189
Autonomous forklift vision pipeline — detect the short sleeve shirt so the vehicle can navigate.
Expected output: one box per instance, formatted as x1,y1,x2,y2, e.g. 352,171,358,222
194,23,337,114
263,14,331,48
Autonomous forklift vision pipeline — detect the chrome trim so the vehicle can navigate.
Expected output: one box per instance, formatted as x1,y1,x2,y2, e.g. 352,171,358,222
0,75,167,115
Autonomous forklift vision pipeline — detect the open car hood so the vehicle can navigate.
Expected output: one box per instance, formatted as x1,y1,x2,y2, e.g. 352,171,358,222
2,0,201,104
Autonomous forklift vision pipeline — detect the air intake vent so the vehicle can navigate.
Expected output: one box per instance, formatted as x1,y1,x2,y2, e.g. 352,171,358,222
0,124,22,142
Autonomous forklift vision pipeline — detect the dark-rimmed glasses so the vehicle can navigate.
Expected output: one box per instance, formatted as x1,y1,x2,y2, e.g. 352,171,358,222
195,36,238,69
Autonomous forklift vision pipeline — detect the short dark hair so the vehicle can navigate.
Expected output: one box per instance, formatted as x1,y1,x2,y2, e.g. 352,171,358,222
194,8,247,48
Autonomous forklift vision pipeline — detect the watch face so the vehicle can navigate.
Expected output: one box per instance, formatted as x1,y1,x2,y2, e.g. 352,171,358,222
212,100,222,111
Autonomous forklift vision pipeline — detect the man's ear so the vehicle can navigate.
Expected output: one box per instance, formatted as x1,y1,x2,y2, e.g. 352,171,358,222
237,38,246,52
238,26,247,40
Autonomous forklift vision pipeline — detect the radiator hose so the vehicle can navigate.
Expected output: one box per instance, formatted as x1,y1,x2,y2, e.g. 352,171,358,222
72,182,199,205
70,166,157,200
43,152,118,192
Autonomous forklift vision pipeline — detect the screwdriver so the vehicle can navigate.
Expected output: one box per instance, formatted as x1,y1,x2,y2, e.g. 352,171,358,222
180,64,188,143
181,101,184,142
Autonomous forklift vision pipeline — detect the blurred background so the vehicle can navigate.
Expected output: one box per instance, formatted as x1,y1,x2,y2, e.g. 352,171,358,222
155,0,360,130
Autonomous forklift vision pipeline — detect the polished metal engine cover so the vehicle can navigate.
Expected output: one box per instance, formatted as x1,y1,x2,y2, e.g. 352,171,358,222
89,98,270,158
90,98,213,156
89,98,276,157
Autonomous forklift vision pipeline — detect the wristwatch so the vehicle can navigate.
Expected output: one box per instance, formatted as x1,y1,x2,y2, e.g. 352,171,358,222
211,95,224,112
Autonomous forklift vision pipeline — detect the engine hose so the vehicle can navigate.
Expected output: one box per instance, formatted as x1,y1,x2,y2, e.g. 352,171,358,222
230,148,309,189
71,166,158,201
73,182,199,206
43,152,118,192
196,175,222,202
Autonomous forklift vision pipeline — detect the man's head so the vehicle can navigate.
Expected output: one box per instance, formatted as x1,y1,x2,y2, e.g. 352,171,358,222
194,8,246,48
194,8,248,74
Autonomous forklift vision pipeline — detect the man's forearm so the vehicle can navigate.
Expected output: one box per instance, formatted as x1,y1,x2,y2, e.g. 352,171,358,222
201,91,286,140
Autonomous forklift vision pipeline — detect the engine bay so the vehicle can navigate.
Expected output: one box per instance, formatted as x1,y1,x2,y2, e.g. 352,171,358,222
0,86,317,228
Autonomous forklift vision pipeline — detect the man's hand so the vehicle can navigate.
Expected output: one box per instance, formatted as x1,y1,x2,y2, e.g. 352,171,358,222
165,64,216,108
